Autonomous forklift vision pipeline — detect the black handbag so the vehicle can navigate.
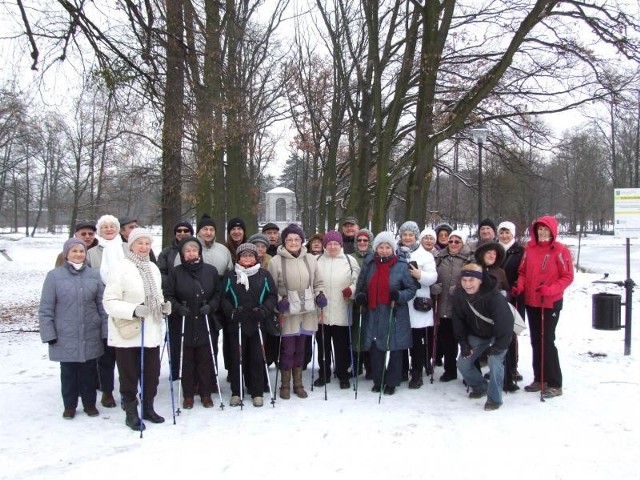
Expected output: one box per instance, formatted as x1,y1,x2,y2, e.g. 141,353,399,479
262,314,281,337
413,297,433,312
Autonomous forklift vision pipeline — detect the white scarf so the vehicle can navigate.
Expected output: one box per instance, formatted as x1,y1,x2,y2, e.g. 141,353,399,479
234,263,261,291
500,239,515,252
100,236,124,284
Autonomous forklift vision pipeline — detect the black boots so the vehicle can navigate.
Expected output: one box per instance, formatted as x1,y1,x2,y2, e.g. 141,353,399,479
142,400,165,424
124,400,145,431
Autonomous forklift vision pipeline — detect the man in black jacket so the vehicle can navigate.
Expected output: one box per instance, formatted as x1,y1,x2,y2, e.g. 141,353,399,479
452,263,513,411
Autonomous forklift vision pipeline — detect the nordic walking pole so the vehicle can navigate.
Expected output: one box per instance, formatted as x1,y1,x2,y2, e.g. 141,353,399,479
139,318,145,438
347,304,355,386
355,306,363,399
310,330,316,392
257,325,276,407
319,307,328,400
379,301,395,404
204,313,225,409
430,297,438,384
238,318,244,410
274,314,283,400
176,303,187,415
540,304,546,403
164,315,177,424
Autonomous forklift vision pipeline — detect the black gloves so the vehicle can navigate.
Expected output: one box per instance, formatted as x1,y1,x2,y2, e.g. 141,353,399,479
48,339,57,345
176,304,190,317
199,304,211,316
355,292,367,307
460,342,472,359
389,291,400,302
251,308,266,323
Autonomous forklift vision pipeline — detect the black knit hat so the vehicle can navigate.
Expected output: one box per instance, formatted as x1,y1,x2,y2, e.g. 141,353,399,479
197,214,216,233
173,220,194,235
177,236,203,264
281,223,305,243
478,218,497,234
227,217,246,234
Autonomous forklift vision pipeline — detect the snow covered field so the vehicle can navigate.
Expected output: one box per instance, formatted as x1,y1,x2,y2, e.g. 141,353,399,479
0,232,638,480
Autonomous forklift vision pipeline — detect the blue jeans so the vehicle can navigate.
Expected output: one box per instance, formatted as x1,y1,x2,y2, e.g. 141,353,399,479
457,335,507,405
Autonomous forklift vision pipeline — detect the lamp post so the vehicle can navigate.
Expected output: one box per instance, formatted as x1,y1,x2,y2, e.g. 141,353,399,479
471,126,488,228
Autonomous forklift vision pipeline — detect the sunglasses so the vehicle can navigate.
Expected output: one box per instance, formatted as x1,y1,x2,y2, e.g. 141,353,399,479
176,229,191,233
357,239,369,243
448,239,462,245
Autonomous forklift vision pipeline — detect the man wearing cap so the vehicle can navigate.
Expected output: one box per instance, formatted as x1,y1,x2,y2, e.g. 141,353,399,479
262,222,280,257
469,218,498,251
55,220,99,267
452,263,513,411
341,216,359,254
118,216,157,263
157,220,194,287
188,214,233,277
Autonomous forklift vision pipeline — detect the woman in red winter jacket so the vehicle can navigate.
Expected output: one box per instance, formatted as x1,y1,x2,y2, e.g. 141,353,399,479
514,216,574,398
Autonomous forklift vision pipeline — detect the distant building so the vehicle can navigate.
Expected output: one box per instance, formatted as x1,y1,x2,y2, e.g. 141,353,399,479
262,187,298,230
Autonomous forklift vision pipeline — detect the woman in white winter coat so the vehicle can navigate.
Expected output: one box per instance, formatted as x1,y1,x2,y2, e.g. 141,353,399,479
103,228,171,431
398,222,438,388
315,231,361,389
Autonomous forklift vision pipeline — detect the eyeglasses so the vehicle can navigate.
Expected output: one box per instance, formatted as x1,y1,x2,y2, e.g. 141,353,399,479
448,239,462,245
78,232,95,236
176,229,191,233
357,239,369,243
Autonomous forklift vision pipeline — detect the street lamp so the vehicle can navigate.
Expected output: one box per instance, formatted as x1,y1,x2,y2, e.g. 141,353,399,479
471,126,488,228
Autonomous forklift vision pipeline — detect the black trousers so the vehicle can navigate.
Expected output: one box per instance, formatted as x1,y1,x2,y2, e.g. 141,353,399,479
370,342,402,388
97,340,116,393
437,317,458,375
60,360,98,409
526,304,562,388
315,324,351,382
227,328,264,398
410,327,435,374
181,344,215,397
115,347,160,403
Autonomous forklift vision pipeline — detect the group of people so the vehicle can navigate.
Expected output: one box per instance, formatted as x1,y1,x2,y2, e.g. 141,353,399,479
39,212,574,430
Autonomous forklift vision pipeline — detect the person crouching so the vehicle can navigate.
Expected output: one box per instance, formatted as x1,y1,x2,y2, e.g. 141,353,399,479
452,263,513,411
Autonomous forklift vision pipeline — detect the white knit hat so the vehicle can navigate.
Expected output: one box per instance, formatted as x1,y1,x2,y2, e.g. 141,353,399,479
497,221,516,236
373,231,396,252
420,228,437,241
127,228,153,250
449,229,467,245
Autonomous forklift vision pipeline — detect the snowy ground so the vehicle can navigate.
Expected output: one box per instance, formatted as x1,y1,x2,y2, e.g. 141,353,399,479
0,232,638,480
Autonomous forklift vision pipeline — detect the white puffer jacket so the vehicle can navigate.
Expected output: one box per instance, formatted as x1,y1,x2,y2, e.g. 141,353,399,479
103,258,164,348
317,251,361,326
407,245,438,328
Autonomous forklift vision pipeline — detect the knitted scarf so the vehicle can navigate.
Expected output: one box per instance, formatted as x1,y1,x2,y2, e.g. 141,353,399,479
125,251,163,317
368,255,397,309
234,263,261,291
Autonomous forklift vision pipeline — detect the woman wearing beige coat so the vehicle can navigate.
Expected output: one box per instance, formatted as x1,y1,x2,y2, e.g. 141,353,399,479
267,224,325,399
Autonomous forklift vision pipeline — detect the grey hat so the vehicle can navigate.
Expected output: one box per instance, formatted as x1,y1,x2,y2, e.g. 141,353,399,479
118,216,138,228
398,221,420,239
63,238,86,260
248,233,270,247
262,222,280,233
74,220,96,232
342,216,359,226
127,228,153,250
236,242,258,258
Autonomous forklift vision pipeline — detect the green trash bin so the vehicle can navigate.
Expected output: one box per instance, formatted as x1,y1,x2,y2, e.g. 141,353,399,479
592,293,621,331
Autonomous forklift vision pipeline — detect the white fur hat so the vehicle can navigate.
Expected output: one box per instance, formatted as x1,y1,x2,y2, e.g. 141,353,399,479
372,231,396,253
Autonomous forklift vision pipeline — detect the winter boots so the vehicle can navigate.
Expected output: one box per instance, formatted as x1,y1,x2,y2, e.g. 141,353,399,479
123,400,145,431
100,391,117,408
279,369,291,399
408,371,424,389
142,400,165,423
292,367,308,398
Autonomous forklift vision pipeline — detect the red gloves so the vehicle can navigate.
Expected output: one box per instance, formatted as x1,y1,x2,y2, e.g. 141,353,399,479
342,287,352,299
